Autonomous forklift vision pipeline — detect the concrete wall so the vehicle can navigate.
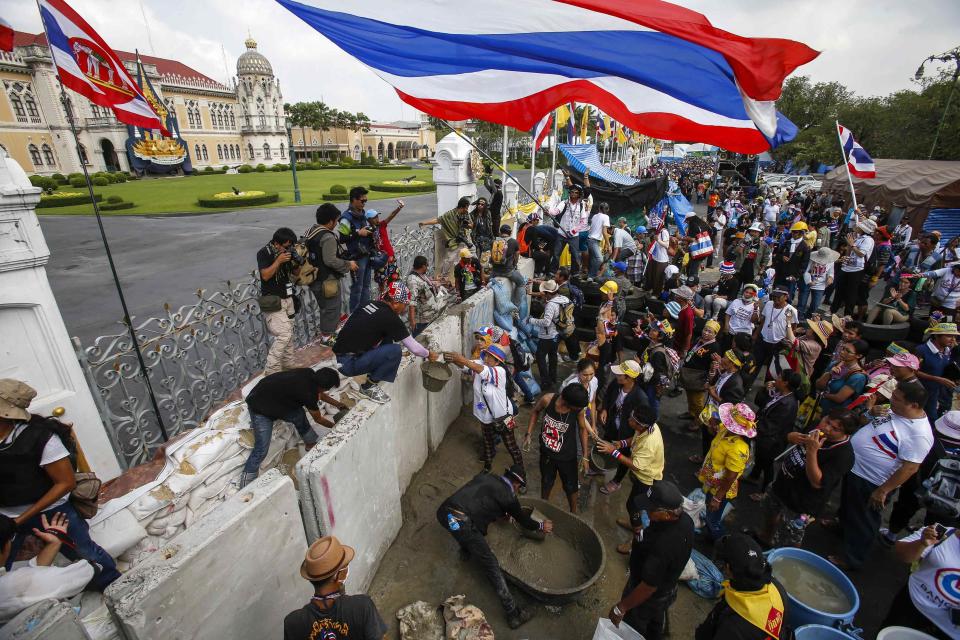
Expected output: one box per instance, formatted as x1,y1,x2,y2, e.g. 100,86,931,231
103,470,310,640
0,600,91,640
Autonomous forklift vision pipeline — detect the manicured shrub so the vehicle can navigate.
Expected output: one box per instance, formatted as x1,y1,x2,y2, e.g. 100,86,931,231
36,192,103,208
100,200,135,211
255,163,266,172
51,173,67,184
368,181,437,193
91,176,109,186
237,165,253,173
197,191,279,208
69,176,86,187
106,195,123,203
329,184,347,194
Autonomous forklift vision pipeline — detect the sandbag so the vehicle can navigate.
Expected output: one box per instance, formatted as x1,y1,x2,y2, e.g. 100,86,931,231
492,310,515,334
88,508,147,558
397,601,444,640
129,486,174,522
686,548,725,599
592,619,644,640
176,431,241,472
490,279,517,315
203,452,247,488
519,371,541,397
148,504,187,530
118,535,163,566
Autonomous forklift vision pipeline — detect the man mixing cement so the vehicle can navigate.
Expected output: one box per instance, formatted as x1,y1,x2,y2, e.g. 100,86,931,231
436,465,553,629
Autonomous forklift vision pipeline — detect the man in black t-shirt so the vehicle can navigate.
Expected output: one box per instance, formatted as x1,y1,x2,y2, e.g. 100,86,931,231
437,465,553,630
239,367,345,488
333,281,438,404
608,481,695,640
258,227,301,376
283,535,387,640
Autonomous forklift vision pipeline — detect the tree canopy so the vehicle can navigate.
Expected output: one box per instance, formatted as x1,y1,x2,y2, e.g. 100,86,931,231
772,73,960,171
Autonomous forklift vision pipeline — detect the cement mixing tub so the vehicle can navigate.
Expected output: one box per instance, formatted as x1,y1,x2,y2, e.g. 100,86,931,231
486,497,606,605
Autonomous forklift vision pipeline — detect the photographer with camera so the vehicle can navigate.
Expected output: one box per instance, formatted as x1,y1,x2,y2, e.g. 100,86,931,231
338,186,377,313
258,227,301,376
419,196,473,284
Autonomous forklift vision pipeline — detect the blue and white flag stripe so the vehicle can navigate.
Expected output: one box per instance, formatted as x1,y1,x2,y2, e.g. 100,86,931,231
276,0,816,153
838,123,877,179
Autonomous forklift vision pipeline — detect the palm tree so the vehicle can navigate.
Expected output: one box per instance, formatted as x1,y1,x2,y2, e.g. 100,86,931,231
313,101,333,161
285,101,316,163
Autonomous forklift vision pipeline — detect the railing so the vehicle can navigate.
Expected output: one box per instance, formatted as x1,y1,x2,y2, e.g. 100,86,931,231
86,116,117,129
76,225,436,469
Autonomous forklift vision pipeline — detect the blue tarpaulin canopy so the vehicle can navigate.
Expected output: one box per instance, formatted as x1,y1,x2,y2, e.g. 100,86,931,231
558,144,639,186
924,209,960,241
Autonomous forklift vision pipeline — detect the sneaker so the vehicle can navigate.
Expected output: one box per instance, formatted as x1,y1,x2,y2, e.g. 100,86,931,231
879,528,898,547
507,607,534,630
358,382,389,404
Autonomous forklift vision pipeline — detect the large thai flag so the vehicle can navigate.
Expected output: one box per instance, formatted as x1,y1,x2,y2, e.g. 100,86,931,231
532,112,553,151
0,17,14,52
838,123,877,179
276,0,817,153
37,0,168,135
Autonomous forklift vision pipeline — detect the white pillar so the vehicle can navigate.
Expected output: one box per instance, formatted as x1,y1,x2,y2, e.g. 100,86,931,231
0,152,122,479
432,131,478,215
533,171,547,199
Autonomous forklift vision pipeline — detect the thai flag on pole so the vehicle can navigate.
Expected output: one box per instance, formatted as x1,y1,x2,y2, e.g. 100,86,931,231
837,123,877,179
276,0,817,153
532,112,553,151
37,0,169,135
0,17,14,52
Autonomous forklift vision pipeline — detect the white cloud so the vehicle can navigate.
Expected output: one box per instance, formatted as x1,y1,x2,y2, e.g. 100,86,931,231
8,0,958,121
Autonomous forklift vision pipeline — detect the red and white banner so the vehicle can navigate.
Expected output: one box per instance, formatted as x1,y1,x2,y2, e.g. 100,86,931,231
532,112,553,151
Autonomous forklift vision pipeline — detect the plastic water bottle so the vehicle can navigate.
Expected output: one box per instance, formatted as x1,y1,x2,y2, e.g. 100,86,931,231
447,513,461,532
788,514,810,533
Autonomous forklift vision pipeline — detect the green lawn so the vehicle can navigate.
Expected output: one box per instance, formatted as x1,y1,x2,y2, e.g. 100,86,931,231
39,168,435,215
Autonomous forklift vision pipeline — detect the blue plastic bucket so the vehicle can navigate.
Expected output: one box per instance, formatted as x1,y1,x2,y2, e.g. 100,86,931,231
794,624,858,639
766,548,860,630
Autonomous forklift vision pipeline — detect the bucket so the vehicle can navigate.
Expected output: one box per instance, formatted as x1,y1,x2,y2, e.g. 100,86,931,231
766,548,860,631
876,627,940,640
794,624,859,640
421,361,452,392
590,443,618,471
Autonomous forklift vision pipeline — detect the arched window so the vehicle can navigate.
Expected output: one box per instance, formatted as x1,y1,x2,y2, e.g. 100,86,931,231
218,112,225,128
10,95,25,120
193,108,201,127
187,109,195,127
230,145,236,160
247,143,254,159
279,142,285,159
28,144,41,166
194,144,201,159
62,97,73,121
387,142,394,159
229,112,235,129
367,145,373,157
41,144,55,166
263,143,271,159
217,144,223,160
201,144,208,160
236,145,241,158
258,110,266,127
25,96,39,120
78,143,89,165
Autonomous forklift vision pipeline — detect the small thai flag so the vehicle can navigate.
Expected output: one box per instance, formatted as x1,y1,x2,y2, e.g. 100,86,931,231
532,112,553,151
838,123,876,179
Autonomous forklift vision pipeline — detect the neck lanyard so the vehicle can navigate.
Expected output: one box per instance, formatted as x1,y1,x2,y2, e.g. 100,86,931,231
766,306,785,331
311,591,342,609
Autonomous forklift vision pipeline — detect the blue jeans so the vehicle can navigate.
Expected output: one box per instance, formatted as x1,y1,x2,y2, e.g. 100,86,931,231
348,256,372,313
704,495,730,540
553,233,581,272
337,343,402,383
801,289,825,320
6,501,121,591
588,238,603,278
513,370,535,403
244,408,319,475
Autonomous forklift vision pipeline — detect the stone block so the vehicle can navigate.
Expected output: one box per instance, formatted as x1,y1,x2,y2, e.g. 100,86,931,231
0,600,91,640
296,400,402,592
384,352,430,494
103,470,310,640
420,314,465,450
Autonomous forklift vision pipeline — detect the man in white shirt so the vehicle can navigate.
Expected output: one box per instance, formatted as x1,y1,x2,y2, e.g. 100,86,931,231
586,202,611,278
752,289,798,379
526,280,571,389
886,524,960,638
0,512,93,621
611,218,638,263
831,218,877,317
832,381,933,570
763,199,779,228
549,171,592,274
798,246,838,320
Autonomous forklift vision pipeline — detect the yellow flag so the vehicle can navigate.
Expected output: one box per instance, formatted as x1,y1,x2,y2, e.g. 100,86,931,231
603,114,611,139
555,104,571,128
617,124,627,144
579,106,590,143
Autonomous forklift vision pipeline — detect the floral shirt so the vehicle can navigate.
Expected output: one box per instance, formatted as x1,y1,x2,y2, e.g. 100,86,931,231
405,272,441,325
698,426,750,499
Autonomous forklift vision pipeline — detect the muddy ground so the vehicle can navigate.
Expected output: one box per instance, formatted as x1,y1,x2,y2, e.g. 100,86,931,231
369,358,910,639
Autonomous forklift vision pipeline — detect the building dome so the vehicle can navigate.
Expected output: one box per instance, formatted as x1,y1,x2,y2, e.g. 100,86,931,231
237,36,273,76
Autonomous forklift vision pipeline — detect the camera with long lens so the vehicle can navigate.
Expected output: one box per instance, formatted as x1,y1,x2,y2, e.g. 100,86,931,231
287,249,305,266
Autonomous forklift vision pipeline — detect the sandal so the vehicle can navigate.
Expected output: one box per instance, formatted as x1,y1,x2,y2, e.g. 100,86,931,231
600,481,621,495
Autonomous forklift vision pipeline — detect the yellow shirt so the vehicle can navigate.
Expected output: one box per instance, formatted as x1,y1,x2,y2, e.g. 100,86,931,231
630,424,665,485
698,427,750,499
804,229,818,249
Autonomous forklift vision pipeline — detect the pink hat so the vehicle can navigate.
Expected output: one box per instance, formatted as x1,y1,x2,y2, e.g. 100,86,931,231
718,402,757,438
885,353,920,371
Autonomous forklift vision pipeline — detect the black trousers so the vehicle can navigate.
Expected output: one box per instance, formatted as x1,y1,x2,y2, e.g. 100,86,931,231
881,584,953,640
561,333,581,361
437,507,518,615
830,269,861,316
536,337,559,389
622,578,677,640
751,437,783,492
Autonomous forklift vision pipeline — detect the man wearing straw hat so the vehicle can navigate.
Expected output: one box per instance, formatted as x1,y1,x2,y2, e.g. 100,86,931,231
915,322,960,421
830,218,876,317
798,246,839,320
283,535,387,638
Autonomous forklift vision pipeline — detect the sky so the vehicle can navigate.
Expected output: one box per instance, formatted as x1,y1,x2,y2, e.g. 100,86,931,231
6,0,959,123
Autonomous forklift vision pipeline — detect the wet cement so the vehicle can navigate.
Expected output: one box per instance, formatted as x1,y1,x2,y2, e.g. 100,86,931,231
486,519,593,593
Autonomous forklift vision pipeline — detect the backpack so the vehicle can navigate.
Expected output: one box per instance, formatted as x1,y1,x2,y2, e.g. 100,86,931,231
491,237,509,265
553,300,575,337
294,224,327,286
917,448,960,519
566,282,585,311
645,343,681,381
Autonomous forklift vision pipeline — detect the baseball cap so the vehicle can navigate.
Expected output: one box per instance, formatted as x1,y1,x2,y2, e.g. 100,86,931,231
634,225,647,234
715,533,768,581
610,360,641,379
886,353,920,370
647,481,684,510
499,224,512,235
612,261,628,272
364,209,380,219
600,280,618,295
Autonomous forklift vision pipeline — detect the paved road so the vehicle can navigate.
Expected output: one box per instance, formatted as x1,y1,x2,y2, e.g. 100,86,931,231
41,170,535,345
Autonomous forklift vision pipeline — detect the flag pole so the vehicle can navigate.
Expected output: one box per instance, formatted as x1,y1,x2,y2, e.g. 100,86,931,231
835,120,859,210
53,77,170,442
550,109,559,184
529,128,537,196
500,125,509,184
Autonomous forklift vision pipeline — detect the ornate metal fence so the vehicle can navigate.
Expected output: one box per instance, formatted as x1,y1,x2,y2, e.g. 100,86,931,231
76,225,435,469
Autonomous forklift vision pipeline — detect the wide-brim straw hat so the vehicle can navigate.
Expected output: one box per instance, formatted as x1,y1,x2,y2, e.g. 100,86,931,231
809,247,840,264
718,402,757,438
807,319,834,347
928,322,960,337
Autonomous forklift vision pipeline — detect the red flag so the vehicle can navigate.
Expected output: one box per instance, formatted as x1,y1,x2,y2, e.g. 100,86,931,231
0,17,14,52
37,0,169,134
